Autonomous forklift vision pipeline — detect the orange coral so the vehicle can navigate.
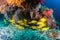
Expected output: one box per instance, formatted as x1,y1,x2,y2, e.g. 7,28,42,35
6,0,25,7
0,0,8,13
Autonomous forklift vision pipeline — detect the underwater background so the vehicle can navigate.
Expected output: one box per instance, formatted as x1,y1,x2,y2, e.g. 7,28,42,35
0,0,60,40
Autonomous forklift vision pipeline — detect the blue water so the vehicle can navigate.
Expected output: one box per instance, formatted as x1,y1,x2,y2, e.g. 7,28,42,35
44,0,60,18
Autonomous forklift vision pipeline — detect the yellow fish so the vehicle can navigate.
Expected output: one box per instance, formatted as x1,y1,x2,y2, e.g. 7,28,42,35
36,17,49,31
24,19,27,24
17,20,23,24
37,21,46,28
9,19,15,25
41,27,49,31
9,16,16,25
32,26,37,29
37,22,45,25
15,24,24,29
37,24,46,29
29,20,37,24
40,18,46,22
4,19,7,24
9,20,14,22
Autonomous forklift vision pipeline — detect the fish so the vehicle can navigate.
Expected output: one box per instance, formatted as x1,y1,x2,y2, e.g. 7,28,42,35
41,27,49,31
15,24,24,29
4,19,7,24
